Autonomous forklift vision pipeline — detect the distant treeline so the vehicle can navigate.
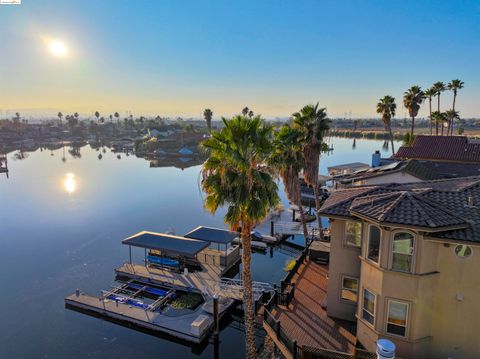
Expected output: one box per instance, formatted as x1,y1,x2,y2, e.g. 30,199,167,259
328,130,405,141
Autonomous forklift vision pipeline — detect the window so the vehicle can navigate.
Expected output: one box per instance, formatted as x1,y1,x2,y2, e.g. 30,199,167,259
362,289,376,325
367,226,381,263
341,276,359,302
346,221,362,247
387,300,409,337
392,232,414,272
455,244,472,258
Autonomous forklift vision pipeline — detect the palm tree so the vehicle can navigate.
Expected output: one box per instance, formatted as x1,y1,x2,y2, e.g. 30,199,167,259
403,86,424,140
269,124,310,245
94,111,100,123
424,87,435,135
432,82,446,135
57,112,63,126
248,110,254,118
114,112,120,124
241,107,249,116
447,79,464,135
292,103,330,231
203,108,213,133
376,96,396,155
445,109,460,135
201,115,279,359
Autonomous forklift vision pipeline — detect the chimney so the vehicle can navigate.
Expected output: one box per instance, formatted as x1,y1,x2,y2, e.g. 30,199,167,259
372,150,381,168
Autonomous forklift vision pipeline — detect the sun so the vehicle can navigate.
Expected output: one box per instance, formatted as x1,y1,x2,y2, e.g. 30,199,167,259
48,40,68,57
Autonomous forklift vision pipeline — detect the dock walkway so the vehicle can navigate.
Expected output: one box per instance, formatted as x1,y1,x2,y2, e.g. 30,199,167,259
115,262,272,301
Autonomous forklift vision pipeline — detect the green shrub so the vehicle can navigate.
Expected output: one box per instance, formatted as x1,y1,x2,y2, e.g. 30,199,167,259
170,292,203,309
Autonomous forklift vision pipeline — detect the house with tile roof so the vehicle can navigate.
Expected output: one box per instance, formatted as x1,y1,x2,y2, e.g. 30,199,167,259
394,135,480,163
319,176,480,358
336,159,480,188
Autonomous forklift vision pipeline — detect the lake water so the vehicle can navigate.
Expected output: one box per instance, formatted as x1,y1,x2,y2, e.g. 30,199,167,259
0,137,400,359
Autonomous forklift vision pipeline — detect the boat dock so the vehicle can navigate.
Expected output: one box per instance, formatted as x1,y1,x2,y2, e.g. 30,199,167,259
66,226,274,344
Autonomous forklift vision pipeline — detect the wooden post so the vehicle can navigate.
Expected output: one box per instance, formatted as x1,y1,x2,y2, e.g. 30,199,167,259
213,295,219,338
293,340,298,359
270,221,274,236
129,246,132,264
292,209,296,222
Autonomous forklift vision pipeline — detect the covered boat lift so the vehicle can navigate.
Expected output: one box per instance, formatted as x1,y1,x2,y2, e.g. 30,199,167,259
122,231,209,270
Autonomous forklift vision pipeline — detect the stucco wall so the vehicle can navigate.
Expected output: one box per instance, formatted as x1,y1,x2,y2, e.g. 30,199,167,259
326,219,361,321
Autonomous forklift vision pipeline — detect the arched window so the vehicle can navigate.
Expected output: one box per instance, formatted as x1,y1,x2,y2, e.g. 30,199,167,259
392,232,415,272
367,226,381,263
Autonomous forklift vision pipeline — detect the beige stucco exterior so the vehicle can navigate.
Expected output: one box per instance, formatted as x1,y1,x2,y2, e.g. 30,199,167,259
326,218,480,358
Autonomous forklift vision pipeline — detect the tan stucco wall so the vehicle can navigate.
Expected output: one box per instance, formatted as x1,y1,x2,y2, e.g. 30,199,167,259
326,219,361,321
429,243,480,359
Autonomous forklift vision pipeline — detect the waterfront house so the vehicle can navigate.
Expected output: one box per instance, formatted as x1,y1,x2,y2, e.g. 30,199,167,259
319,176,480,358
336,159,480,188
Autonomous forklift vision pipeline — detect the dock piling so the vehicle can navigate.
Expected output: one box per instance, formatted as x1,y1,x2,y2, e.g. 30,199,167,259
213,294,219,338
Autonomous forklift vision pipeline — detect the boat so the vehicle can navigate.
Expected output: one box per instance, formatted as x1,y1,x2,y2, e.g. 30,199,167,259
251,231,278,244
232,237,267,251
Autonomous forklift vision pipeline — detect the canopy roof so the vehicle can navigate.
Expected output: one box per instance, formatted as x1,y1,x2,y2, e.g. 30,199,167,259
184,226,239,244
122,231,209,257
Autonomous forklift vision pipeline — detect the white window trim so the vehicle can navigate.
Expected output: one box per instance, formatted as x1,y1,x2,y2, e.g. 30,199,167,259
367,225,381,264
362,288,376,327
386,299,409,338
340,275,359,303
345,221,362,247
390,231,415,273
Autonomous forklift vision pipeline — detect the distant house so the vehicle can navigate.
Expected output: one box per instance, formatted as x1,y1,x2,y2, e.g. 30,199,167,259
337,159,480,187
148,128,172,138
394,135,480,163
178,147,193,155
320,176,480,358
327,162,370,176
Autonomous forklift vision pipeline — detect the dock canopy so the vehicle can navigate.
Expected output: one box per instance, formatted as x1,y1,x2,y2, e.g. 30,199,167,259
184,226,239,244
122,231,209,258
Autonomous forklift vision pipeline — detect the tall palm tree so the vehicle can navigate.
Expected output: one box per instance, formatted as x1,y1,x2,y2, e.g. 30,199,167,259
201,115,279,359
94,111,100,123
203,108,213,133
447,79,464,135
269,124,310,245
241,107,249,116
292,103,330,231
114,111,120,124
432,82,446,135
57,112,63,126
403,86,425,140
424,87,435,135
376,96,396,155
248,110,254,118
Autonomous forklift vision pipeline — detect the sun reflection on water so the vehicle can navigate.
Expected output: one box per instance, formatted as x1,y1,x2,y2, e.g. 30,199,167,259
64,173,76,194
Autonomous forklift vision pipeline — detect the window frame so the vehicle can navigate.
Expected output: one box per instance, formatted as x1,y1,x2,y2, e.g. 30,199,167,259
386,299,409,337
391,231,415,273
361,288,376,327
345,221,362,247
340,275,359,303
367,225,381,264
454,244,473,259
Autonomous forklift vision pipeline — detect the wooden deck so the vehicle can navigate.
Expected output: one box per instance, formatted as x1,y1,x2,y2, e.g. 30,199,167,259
271,260,356,353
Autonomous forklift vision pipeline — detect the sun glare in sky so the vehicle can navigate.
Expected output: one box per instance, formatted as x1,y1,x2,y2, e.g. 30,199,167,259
47,39,68,57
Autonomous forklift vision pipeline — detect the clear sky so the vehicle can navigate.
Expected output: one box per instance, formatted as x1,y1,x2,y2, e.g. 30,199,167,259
0,0,479,119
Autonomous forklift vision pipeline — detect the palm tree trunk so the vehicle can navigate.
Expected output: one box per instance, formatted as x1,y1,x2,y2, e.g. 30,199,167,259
410,116,415,139
429,99,432,135
296,186,310,246
389,126,395,155
241,221,256,359
436,96,440,135
451,92,457,136
312,185,323,236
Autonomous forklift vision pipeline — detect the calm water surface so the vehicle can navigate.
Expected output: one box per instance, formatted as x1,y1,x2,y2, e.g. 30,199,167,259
0,137,399,359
